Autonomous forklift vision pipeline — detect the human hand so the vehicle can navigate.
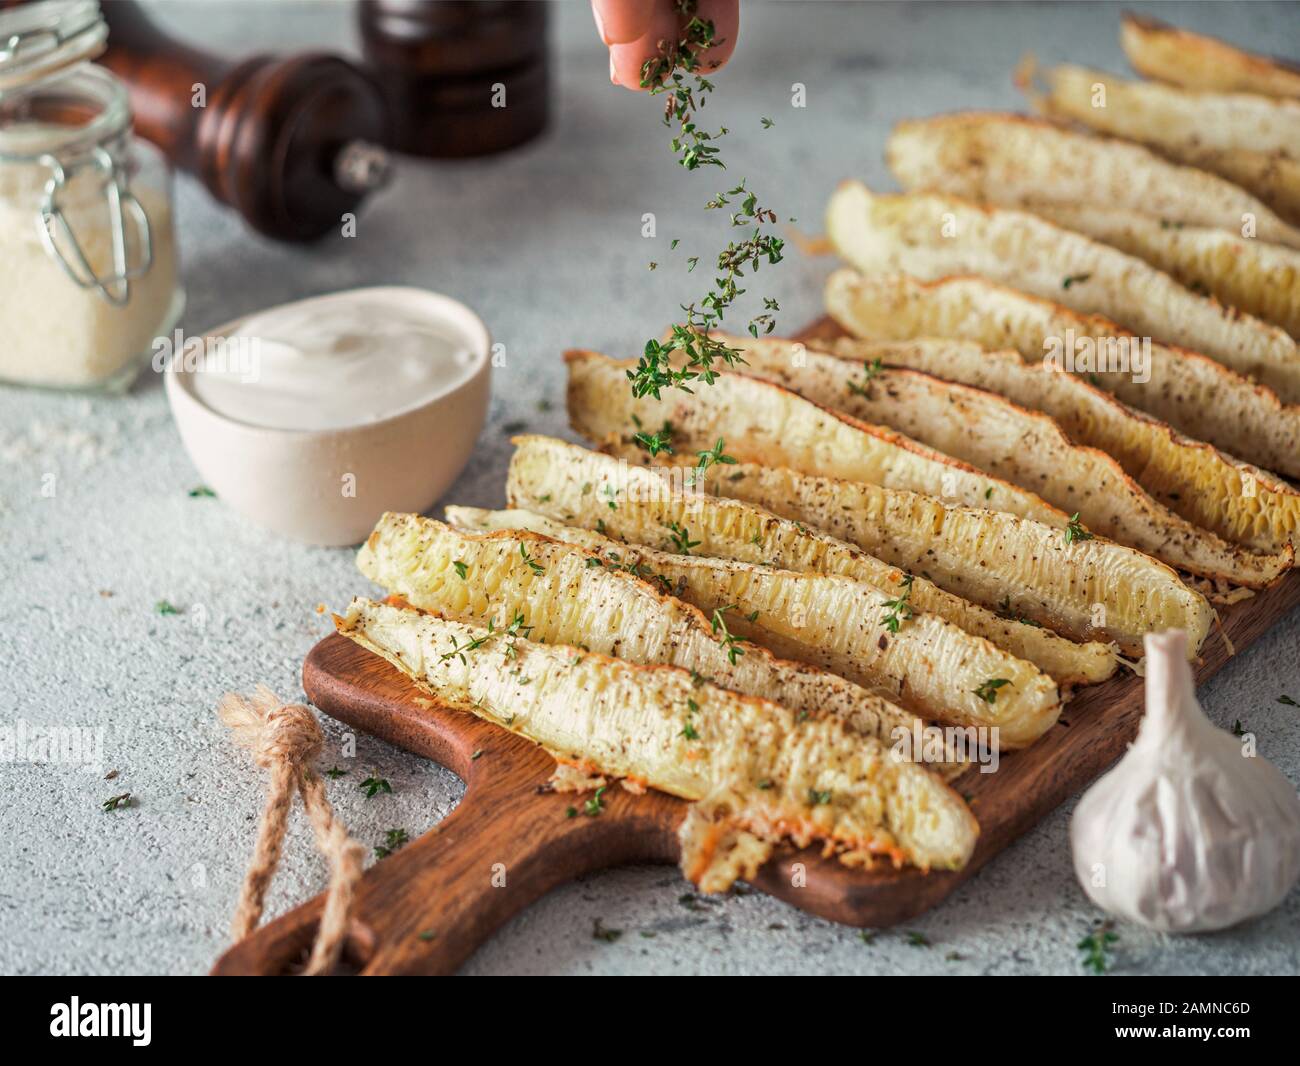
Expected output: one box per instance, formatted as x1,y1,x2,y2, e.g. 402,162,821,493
591,0,740,90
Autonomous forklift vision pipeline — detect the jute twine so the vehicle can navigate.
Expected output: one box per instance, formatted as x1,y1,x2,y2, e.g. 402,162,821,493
218,685,366,975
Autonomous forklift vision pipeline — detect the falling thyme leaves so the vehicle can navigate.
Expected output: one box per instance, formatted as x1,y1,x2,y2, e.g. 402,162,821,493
629,8,786,413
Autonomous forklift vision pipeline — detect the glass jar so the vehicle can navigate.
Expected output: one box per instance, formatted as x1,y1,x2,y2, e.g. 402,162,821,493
0,0,182,391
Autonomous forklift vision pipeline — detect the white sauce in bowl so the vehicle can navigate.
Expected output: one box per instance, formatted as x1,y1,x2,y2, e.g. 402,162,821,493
190,290,481,431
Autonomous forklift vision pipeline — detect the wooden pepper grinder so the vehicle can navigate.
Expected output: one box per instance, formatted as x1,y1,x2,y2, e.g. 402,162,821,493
359,0,548,158
98,0,392,241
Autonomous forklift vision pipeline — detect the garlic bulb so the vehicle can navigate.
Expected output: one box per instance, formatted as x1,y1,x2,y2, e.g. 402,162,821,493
1071,629,1300,932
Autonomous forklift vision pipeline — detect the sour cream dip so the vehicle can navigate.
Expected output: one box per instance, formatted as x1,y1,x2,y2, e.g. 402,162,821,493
190,288,482,431
166,286,491,544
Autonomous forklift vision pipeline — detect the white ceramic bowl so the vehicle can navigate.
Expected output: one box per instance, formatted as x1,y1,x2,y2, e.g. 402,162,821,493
166,286,491,546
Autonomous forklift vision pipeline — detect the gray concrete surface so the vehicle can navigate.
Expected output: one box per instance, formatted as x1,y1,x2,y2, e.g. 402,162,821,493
2,1,1298,976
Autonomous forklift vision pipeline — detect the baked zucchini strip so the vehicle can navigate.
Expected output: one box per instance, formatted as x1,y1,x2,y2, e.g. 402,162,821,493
886,112,1300,249
445,507,1063,749
566,348,1064,526
590,456,1211,660
826,182,1300,402
823,270,1300,480
809,300,1300,557
1029,63,1300,225
499,435,1116,684
1120,12,1300,98
339,598,979,890
356,511,945,764
1173,148,1300,231
711,334,1293,587
1025,204,1300,341
1034,62,1300,158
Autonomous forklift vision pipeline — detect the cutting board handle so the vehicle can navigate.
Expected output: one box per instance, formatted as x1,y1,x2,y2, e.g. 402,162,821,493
211,730,681,976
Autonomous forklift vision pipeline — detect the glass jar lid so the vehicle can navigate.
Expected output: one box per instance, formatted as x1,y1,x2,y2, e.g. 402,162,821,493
0,0,108,95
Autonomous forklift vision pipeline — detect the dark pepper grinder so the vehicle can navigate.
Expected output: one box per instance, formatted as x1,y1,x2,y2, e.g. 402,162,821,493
359,0,549,158
98,0,392,241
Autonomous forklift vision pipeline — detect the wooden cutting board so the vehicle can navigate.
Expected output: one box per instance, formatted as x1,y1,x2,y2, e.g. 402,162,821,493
210,319,1300,976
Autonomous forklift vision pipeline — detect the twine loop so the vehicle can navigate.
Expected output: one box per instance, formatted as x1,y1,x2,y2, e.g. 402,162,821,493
218,685,365,975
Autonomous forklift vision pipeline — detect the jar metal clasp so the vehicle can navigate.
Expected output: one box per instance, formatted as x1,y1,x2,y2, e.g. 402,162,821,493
37,145,153,308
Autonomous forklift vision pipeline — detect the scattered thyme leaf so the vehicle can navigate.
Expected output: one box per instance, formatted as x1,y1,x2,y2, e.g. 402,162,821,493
324,766,348,779
374,827,409,858
1064,512,1094,545
187,486,216,498
880,573,915,633
155,600,180,616
847,357,883,397
973,678,1011,704
359,774,392,798
1078,920,1118,974
519,543,545,575
102,792,132,812
584,785,608,817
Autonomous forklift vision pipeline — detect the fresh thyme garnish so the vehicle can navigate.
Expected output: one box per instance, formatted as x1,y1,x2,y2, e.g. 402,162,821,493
1232,719,1246,737
155,600,180,616
710,604,746,664
359,774,393,798
438,612,533,665
634,420,676,457
1064,512,1094,545
680,697,701,740
1062,273,1092,290
453,560,468,580
880,573,915,633
808,788,832,806
847,358,884,397
1279,694,1298,707
683,437,736,490
666,520,701,554
996,595,1042,627
584,785,608,817
519,543,545,575
418,929,437,941
973,678,1012,704
102,792,132,812
630,10,785,403
374,828,409,858
907,931,931,948
1078,920,1118,974
439,625,494,665
761,116,774,128
187,485,216,498
324,766,348,779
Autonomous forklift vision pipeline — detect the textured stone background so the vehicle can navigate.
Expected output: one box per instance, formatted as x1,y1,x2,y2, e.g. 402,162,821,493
1,1,1297,975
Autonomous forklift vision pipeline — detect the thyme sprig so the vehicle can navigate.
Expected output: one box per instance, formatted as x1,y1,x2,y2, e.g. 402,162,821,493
1078,920,1118,974
710,603,746,664
880,574,915,633
631,8,785,405
1064,512,1094,545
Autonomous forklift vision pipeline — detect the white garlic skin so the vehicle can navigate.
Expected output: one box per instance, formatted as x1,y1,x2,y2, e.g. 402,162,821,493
1071,629,1300,932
